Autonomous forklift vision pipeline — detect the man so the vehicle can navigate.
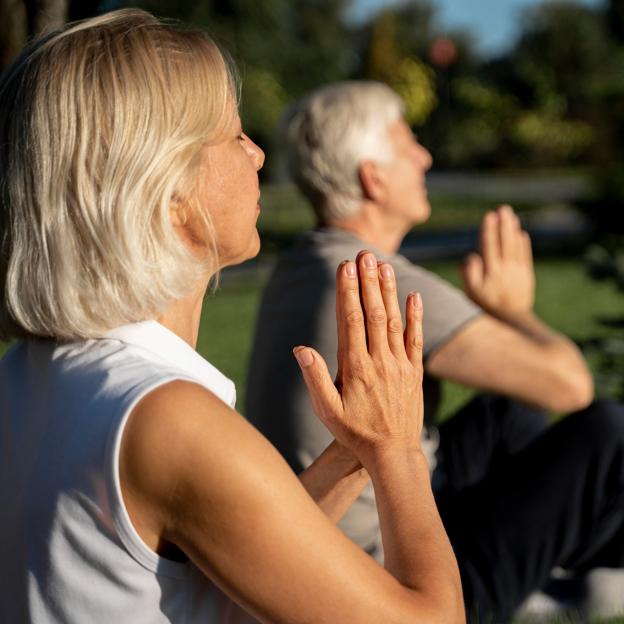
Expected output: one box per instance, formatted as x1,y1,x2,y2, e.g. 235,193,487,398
245,82,624,622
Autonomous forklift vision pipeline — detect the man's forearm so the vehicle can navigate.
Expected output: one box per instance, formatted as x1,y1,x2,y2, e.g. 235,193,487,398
298,440,370,523
492,309,593,410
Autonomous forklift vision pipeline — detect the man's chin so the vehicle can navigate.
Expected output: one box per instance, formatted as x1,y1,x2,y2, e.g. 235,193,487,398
413,201,431,225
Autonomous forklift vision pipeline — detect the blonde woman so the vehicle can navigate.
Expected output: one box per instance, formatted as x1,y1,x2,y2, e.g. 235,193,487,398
0,10,463,623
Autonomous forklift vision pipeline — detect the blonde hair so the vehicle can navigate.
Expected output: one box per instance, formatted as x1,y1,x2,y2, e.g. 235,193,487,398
283,82,404,223
0,9,239,340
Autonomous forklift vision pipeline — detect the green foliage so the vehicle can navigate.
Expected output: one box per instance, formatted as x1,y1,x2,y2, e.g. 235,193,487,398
513,3,614,109
363,8,438,126
239,66,288,134
511,112,594,162
390,57,437,126
365,10,402,83
438,78,517,165
132,0,350,142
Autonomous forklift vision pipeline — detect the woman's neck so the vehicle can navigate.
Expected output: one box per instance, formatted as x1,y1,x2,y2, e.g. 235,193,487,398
157,280,208,348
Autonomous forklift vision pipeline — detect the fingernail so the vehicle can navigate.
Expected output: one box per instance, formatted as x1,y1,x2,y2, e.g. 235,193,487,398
293,347,314,367
380,263,394,280
410,291,422,309
364,253,376,268
345,262,356,277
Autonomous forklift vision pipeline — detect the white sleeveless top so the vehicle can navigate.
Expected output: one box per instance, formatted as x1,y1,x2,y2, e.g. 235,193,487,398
0,321,256,623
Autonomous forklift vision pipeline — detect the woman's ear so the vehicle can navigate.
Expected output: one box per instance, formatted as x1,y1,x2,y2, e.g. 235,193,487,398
169,193,188,228
358,160,387,203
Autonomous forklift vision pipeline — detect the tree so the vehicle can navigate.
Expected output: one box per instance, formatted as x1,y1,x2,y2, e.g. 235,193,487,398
608,0,624,43
133,0,351,173
0,0,110,70
0,0,69,69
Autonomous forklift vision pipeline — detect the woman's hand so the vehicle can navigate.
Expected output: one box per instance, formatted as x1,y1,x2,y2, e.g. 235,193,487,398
461,204,535,319
294,251,424,465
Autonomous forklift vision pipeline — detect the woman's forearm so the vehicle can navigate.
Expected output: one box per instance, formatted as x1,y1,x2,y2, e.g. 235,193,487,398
364,445,464,617
298,440,370,523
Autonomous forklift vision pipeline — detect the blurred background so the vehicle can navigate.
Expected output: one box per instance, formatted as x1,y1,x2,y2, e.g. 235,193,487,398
1,0,623,418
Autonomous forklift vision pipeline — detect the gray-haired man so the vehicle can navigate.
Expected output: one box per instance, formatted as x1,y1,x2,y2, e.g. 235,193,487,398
246,82,624,622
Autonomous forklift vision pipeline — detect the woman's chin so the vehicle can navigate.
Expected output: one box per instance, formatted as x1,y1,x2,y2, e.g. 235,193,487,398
222,230,261,269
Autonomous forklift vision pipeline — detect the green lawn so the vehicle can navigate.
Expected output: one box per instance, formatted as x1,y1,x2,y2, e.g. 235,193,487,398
2,182,620,418
195,257,622,418
2,257,620,417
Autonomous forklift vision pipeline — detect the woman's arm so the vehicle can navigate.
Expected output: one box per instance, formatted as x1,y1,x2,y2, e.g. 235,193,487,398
120,253,464,624
298,440,369,523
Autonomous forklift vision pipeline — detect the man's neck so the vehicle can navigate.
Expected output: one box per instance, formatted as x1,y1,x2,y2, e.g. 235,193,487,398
326,203,409,255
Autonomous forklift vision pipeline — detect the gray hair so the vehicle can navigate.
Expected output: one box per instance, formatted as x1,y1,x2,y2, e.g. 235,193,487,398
0,9,238,340
283,81,404,222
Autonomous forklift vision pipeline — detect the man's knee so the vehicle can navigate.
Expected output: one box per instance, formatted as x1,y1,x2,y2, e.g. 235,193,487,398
564,399,624,448
482,394,550,450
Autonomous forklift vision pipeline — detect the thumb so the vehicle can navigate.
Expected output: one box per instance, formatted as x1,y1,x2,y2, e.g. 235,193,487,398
461,252,484,293
293,347,342,426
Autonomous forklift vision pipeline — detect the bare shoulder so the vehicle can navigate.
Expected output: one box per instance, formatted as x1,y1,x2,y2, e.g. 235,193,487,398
119,379,294,554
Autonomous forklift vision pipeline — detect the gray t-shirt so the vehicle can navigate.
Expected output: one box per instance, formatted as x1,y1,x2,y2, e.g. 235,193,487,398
246,226,481,558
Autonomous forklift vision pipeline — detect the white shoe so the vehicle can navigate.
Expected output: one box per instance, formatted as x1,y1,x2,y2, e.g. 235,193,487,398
580,567,624,621
515,568,624,623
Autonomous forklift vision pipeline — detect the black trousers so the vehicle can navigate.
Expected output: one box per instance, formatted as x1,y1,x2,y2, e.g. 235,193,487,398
433,395,624,623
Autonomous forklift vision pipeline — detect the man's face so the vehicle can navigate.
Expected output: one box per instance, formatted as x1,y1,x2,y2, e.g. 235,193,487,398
379,118,433,226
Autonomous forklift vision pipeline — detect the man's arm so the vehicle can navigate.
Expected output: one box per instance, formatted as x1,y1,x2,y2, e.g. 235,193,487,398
426,205,592,413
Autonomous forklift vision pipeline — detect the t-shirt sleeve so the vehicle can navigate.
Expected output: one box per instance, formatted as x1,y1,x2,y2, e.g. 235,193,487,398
390,254,482,360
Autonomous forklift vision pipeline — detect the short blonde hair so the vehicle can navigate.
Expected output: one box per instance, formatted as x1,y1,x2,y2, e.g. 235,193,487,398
283,82,404,223
0,9,238,341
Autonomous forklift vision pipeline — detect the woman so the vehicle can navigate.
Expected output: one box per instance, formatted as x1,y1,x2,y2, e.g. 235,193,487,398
0,10,463,623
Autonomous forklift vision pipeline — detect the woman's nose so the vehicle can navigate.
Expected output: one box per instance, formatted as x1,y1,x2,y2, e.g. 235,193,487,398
248,138,265,171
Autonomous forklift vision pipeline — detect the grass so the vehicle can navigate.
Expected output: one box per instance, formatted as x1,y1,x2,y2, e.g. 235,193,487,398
2,181,620,416
192,256,622,418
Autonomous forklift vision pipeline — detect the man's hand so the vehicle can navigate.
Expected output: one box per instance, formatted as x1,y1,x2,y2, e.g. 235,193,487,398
461,204,535,319
293,251,425,465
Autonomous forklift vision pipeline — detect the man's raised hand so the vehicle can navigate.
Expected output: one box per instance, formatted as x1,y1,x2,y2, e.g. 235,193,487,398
461,204,535,318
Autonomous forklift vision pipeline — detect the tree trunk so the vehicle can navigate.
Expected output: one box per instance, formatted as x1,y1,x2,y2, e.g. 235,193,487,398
0,0,27,70
24,0,68,36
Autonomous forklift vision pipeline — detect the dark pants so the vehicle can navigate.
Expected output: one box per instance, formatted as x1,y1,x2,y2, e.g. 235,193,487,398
433,395,624,623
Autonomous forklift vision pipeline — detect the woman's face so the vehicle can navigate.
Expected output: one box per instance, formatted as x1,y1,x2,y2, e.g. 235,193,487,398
191,113,265,270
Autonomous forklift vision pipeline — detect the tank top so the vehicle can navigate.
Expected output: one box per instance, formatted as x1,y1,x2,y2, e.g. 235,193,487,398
0,320,255,623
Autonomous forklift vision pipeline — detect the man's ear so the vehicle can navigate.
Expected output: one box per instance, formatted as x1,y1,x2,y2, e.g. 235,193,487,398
359,160,387,203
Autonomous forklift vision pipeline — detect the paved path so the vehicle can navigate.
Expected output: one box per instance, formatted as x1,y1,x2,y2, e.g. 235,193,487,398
426,171,592,204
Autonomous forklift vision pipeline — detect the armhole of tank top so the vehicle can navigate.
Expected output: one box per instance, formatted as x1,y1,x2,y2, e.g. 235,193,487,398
105,375,196,580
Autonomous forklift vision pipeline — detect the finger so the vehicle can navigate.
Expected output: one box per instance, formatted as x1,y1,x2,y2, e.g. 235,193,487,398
357,251,389,355
480,211,501,269
293,347,343,427
404,292,424,368
378,262,405,358
334,261,348,389
461,252,484,294
521,229,533,265
498,204,517,260
335,259,367,362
